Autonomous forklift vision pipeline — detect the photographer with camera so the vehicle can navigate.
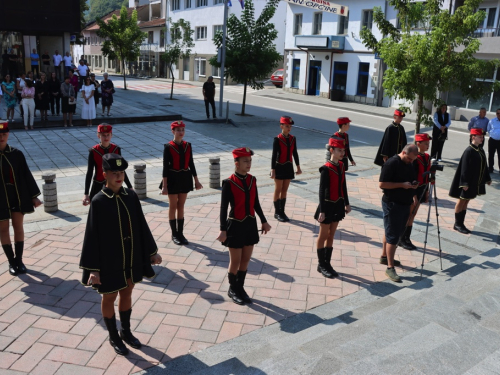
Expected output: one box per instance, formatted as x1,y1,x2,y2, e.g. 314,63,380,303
379,144,419,282
398,134,433,250
449,128,491,234
374,109,407,166
431,104,451,161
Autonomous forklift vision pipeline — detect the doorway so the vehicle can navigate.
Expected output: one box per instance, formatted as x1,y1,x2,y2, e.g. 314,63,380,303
307,60,322,95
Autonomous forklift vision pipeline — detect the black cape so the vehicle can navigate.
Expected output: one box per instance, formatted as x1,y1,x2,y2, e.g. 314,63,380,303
79,187,158,294
0,145,41,221
374,122,407,166
449,144,491,200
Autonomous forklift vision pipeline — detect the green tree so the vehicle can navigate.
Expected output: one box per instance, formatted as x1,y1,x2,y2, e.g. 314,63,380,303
360,0,499,133
96,6,147,90
162,19,194,100
80,0,90,31
210,0,281,115
88,0,127,23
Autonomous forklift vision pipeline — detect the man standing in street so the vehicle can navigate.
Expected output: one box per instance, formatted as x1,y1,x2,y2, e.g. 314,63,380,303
41,50,51,75
77,59,89,90
468,107,489,147
202,76,217,119
63,52,73,78
30,49,40,77
379,143,418,282
374,109,407,166
487,109,500,173
53,50,63,80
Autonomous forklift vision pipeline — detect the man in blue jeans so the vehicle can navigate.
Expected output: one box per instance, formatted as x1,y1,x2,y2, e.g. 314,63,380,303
379,143,418,282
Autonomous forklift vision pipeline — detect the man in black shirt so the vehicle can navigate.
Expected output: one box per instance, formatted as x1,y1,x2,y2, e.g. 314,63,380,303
202,76,217,119
379,144,418,282
41,50,51,75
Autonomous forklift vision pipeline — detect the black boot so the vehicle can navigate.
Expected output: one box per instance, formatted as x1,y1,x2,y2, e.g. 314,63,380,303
170,219,182,245
2,244,17,276
324,247,339,278
227,272,244,305
236,270,252,304
14,242,27,274
461,210,471,234
404,226,417,250
453,211,470,234
119,309,141,349
280,198,290,222
177,218,188,245
103,315,129,356
274,201,285,222
317,248,335,278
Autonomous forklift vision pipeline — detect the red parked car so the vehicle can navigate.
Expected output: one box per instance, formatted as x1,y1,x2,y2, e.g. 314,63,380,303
270,69,284,87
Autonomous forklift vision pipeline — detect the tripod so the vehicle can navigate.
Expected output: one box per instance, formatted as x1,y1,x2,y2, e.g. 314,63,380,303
418,177,443,278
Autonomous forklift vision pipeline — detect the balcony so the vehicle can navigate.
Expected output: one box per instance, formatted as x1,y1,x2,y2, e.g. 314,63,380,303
472,27,500,38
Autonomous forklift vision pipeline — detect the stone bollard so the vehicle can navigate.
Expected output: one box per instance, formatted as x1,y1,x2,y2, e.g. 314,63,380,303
209,158,221,188
134,164,147,199
42,172,58,213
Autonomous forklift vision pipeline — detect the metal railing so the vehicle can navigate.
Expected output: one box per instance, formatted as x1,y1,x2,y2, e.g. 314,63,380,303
472,27,500,38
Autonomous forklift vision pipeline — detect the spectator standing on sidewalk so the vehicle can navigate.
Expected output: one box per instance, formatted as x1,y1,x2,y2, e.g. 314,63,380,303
431,104,451,161
374,109,407,166
202,76,217,119
60,76,76,127
53,50,63,80
468,108,488,147
379,144,418,282
30,49,39,77
79,153,162,356
21,79,36,130
101,73,114,116
16,72,26,121
63,52,73,78
487,109,500,173
77,60,89,90
41,51,51,75
48,72,61,116
0,121,42,276
2,74,16,122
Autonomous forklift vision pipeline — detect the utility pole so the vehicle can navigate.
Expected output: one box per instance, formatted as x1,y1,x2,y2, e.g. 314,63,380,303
218,0,229,118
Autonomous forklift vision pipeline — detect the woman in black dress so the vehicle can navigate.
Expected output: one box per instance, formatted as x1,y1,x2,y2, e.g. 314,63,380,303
314,137,351,279
449,128,491,234
100,73,114,116
35,72,50,122
79,153,162,356
160,121,202,245
0,122,42,276
270,116,301,222
217,147,271,305
48,72,61,116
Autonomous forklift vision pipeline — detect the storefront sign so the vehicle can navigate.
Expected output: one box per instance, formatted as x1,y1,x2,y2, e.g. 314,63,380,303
284,0,348,15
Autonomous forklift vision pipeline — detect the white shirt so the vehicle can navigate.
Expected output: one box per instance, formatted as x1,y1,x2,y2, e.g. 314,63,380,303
53,54,63,66
63,55,73,67
78,64,89,77
16,77,25,93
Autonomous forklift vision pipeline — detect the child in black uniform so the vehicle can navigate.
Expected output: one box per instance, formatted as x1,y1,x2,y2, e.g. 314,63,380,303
333,117,356,171
314,137,351,278
160,121,203,245
270,116,301,222
82,124,132,205
217,147,272,305
0,122,42,276
80,153,162,356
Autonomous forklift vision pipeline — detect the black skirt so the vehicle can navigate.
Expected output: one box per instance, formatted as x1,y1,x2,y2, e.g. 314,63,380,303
275,162,295,180
159,170,194,194
222,217,260,248
61,97,76,113
341,157,350,172
314,200,346,224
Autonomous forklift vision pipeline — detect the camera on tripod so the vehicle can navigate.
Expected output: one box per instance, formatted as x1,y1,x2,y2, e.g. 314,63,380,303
430,159,444,172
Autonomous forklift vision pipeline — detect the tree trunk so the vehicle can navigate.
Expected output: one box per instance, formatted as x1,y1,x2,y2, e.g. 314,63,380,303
169,63,175,100
122,60,127,90
415,94,424,134
241,80,247,115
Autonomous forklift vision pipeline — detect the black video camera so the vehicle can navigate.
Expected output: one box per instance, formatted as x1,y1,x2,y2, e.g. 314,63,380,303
430,159,444,172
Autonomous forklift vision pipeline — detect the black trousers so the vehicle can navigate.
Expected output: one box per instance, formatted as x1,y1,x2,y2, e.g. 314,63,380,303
431,126,447,159
54,66,62,81
488,138,500,171
204,97,216,118
31,65,39,77
50,94,61,115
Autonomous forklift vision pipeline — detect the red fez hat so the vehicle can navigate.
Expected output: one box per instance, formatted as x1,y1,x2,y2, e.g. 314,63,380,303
470,127,484,135
280,116,294,125
0,122,9,134
336,117,351,125
328,137,345,149
232,147,253,159
171,121,186,130
97,124,112,133
394,109,405,117
415,133,432,142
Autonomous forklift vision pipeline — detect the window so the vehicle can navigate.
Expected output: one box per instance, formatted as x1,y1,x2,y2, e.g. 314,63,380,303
185,0,192,8
214,0,224,4
196,0,207,7
196,26,207,40
313,12,322,35
172,0,180,10
479,8,498,28
338,11,349,35
195,57,206,76
212,64,221,78
213,25,223,39
99,55,102,67
362,10,373,30
294,14,302,35
333,62,348,91
148,31,154,44
291,59,300,88
356,62,370,96
160,30,165,47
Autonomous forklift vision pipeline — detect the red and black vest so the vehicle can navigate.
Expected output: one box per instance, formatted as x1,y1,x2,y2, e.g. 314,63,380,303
276,134,295,164
168,141,191,171
334,131,350,158
227,173,256,221
324,161,345,202
415,153,432,186
92,143,119,182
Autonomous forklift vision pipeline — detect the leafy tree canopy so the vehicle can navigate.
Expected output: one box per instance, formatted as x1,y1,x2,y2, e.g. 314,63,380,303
87,0,128,23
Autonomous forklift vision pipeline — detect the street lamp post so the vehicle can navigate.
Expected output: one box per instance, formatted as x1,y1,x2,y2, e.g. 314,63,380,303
218,0,229,118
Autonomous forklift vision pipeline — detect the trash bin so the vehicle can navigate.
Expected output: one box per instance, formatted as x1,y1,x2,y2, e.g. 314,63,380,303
330,89,345,102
